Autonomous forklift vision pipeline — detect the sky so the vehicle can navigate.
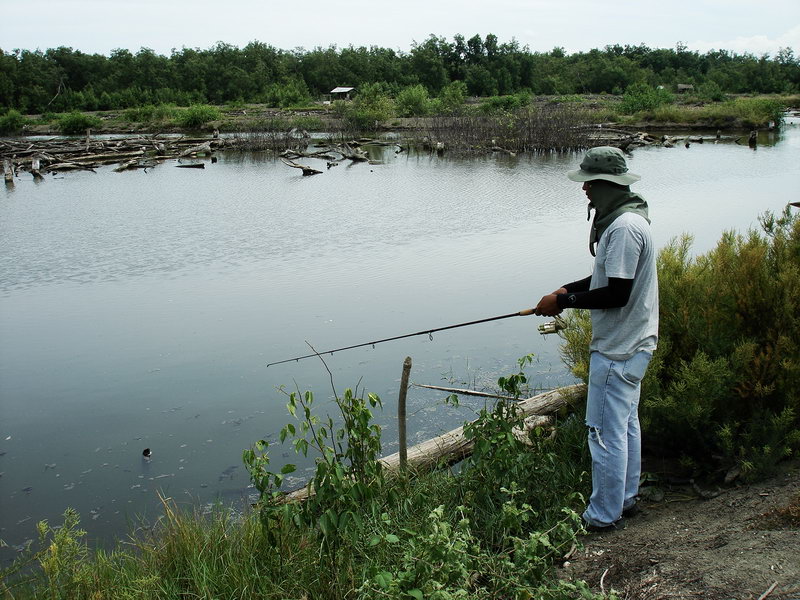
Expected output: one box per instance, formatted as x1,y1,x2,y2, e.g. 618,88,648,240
1,0,798,57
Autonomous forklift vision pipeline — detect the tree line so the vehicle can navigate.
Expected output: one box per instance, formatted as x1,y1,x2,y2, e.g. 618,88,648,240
1,35,798,114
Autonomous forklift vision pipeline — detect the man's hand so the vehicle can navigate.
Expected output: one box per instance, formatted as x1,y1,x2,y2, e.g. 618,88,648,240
534,293,562,316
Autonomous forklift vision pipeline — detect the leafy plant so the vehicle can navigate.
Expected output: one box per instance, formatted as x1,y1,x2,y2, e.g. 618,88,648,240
174,104,221,129
0,109,27,134
57,111,102,135
396,84,432,117
619,82,674,114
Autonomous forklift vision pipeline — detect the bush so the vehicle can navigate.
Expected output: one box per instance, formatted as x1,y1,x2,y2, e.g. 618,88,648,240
0,109,27,134
696,80,727,102
619,82,674,114
438,80,468,113
479,92,532,114
395,85,431,117
561,208,800,480
174,104,221,129
342,83,395,131
123,103,178,123
263,79,311,108
58,111,102,135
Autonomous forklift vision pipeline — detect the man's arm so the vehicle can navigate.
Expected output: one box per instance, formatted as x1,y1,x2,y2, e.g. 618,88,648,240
556,277,633,309
534,276,632,316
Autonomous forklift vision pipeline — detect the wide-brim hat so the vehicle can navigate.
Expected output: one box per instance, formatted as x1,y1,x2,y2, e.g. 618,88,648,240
567,146,640,185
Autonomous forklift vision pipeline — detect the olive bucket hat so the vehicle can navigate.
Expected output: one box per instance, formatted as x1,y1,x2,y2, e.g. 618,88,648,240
567,146,640,185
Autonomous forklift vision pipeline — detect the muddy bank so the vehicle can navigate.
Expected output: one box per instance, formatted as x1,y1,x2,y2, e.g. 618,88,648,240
559,461,800,599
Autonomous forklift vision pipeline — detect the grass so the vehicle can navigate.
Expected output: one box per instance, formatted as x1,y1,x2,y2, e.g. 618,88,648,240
608,95,794,128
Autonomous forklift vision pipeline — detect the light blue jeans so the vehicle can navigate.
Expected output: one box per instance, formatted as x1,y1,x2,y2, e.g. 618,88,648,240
583,350,652,527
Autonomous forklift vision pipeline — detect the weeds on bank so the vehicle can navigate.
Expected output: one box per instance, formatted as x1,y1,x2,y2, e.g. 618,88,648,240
3,357,608,599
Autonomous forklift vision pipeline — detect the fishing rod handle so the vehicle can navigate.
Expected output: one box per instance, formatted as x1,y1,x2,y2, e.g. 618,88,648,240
518,308,535,316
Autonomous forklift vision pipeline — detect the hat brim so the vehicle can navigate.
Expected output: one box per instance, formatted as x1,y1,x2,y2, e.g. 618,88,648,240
567,169,640,185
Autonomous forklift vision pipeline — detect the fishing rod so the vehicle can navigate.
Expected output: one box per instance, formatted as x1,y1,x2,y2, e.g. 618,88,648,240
266,309,566,367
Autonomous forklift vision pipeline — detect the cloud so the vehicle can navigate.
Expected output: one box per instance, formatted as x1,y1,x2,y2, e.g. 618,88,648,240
688,24,800,56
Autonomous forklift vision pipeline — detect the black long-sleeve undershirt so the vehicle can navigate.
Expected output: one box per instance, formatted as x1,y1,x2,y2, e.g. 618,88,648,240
556,276,633,309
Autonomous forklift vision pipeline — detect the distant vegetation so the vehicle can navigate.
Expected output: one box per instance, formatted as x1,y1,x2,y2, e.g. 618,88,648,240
0,36,798,115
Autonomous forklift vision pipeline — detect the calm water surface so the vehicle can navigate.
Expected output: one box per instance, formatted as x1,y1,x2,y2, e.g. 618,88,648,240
1,125,798,552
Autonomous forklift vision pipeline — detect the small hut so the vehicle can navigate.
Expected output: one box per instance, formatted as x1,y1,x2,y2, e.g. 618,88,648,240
330,86,355,101
676,83,695,94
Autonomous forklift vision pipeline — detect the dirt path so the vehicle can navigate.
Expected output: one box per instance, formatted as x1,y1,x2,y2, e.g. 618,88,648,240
559,463,800,599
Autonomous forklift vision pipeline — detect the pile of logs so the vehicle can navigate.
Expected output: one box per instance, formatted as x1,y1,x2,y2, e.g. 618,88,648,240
0,135,229,179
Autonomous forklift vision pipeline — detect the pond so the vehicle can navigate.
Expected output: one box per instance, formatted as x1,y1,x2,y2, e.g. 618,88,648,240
1,123,798,554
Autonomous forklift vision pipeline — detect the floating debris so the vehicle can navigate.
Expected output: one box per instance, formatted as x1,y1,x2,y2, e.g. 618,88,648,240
142,448,152,458
218,466,238,481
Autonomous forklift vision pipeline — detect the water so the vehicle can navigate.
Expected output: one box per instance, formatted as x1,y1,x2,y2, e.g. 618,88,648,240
1,124,798,554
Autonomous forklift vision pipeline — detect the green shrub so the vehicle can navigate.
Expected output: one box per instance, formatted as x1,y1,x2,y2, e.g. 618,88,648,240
438,80,468,113
0,109,27,134
174,104,221,129
342,83,395,131
57,111,102,135
123,103,178,123
395,84,431,117
263,78,311,108
696,80,727,102
619,82,674,114
561,208,800,480
479,92,532,114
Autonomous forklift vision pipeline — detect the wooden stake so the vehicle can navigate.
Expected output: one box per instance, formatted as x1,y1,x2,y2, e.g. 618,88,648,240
31,157,43,180
4,159,13,183
398,357,412,471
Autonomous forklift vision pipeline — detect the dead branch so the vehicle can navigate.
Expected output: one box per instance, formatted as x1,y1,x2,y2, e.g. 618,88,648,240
280,157,322,176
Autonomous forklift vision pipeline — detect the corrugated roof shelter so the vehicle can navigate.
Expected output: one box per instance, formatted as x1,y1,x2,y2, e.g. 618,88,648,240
330,86,355,101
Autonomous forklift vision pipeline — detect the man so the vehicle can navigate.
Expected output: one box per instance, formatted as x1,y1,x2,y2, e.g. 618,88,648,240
534,146,658,531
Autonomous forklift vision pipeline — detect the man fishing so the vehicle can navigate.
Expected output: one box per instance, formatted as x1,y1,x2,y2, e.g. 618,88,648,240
534,146,659,532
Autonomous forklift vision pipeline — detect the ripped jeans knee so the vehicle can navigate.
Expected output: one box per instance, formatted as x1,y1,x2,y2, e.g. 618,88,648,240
588,425,608,451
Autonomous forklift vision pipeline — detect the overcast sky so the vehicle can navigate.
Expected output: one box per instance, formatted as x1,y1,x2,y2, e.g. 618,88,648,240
2,0,798,57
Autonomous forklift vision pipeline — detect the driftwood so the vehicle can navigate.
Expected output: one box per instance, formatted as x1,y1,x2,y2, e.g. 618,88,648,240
175,163,205,169
280,157,321,176
178,141,213,158
0,135,229,177
283,384,585,502
338,142,369,161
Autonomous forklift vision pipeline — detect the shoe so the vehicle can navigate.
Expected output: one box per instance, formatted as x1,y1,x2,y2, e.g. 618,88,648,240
583,516,626,533
622,502,642,518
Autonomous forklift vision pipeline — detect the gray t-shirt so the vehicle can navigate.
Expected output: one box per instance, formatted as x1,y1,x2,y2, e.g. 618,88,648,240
589,212,659,360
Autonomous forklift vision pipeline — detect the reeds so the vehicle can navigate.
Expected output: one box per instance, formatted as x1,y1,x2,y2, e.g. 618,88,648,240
420,103,595,154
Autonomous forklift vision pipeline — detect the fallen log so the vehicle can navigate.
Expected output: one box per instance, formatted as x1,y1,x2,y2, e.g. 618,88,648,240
178,141,213,158
45,162,97,173
283,384,585,502
175,163,205,169
70,149,145,163
338,142,369,161
280,157,322,176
